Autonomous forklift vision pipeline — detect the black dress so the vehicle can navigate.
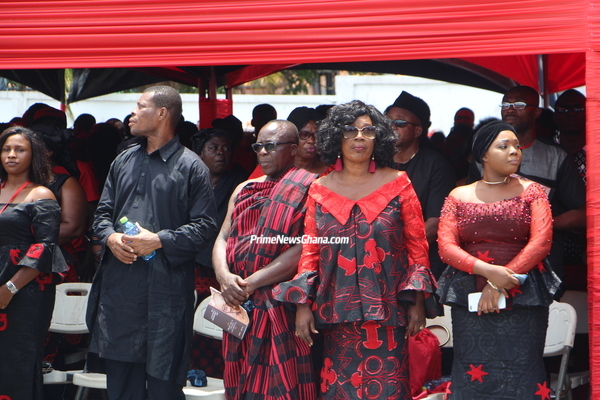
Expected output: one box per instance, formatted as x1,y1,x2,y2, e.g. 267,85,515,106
0,200,67,400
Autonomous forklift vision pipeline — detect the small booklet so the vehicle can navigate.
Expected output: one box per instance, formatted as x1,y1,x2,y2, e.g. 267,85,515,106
203,287,249,340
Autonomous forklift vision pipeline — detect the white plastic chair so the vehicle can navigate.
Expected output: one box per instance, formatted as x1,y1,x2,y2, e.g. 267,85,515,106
193,295,223,340
56,282,108,397
544,301,577,400
184,296,226,400
555,291,590,399
43,282,91,385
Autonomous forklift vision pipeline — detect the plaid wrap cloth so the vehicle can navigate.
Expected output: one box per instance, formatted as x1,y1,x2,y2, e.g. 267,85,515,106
223,167,318,400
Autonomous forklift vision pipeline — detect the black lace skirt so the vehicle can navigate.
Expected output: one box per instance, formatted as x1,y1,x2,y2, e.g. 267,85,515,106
449,305,550,400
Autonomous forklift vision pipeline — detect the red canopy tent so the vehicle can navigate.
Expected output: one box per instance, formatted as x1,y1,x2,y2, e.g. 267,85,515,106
1,0,597,394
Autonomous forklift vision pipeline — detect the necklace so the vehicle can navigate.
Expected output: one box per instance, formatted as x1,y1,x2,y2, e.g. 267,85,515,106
398,149,418,165
481,176,510,185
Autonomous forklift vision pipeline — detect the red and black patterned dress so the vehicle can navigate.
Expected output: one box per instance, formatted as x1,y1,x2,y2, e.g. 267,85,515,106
274,172,438,400
0,199,67,400
437,182,561,400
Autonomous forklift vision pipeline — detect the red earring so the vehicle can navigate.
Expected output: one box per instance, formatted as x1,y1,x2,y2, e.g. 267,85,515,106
369,157,376,173
334,156,343,171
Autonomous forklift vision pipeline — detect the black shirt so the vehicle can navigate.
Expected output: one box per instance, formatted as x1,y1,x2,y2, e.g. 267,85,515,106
391,144,456,279
88,136,218,384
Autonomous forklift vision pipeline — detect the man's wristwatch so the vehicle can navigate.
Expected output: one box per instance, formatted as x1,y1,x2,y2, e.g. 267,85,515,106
5,280,19,295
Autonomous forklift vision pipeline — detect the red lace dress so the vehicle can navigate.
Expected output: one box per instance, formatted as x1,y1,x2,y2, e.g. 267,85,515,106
437,182,561,400
274,172,438,400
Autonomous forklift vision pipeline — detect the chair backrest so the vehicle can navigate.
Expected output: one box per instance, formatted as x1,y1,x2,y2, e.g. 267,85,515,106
544,301,577,357
194,296,223,340
426,305,453,347
49,282,92,334
560,290,588,334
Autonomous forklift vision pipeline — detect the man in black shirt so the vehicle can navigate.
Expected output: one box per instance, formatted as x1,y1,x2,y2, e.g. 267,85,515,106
385,91,456,278
87,86,218,400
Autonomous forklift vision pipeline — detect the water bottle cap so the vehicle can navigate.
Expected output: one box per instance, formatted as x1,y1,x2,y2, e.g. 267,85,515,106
119,216,129,224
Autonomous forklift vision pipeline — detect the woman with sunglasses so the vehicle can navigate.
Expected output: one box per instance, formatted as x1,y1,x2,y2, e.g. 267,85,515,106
0,127,66,399
274,100,438,399
437,121,560,399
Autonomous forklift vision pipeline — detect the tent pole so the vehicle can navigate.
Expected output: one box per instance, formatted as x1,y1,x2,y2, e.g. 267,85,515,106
60,69,66,111
209,66,217,99
538,54,550,108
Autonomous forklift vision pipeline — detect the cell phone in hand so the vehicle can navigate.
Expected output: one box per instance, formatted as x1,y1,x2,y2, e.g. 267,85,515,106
468,292,506,312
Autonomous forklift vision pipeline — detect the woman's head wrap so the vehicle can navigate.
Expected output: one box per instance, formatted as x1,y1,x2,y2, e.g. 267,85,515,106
287,107,319,131
471,121,516,163
190,128,231,155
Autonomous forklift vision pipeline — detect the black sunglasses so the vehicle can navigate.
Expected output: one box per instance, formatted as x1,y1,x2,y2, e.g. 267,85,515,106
391,119,420,129
251,141,295,153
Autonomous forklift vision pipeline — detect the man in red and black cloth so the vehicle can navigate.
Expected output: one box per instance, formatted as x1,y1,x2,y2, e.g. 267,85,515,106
213,119,318,400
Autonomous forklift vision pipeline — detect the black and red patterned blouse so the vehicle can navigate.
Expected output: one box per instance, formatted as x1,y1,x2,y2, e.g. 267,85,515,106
275,172,438,327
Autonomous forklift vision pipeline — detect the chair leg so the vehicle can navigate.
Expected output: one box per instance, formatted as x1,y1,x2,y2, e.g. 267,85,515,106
555,346,572,400
73,385,87,400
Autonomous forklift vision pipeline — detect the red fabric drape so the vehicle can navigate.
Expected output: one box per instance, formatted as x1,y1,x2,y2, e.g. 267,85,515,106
586,48,600,400
0,0,588,69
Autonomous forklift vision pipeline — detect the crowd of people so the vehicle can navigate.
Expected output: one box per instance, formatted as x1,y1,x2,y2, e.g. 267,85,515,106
0,83,588,400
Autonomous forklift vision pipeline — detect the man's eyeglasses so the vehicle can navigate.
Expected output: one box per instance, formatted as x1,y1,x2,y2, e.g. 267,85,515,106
556,107,585,114
500,102,537,111
299,131,315,140
391,119,420,129
251,141,295,153
341,125,377,139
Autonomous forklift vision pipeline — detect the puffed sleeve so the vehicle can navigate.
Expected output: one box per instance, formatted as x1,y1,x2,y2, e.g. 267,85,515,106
272,195,319,304
437,196,480,273
399,178,430,268
505,183,553,274
396,174,440,318
17,200,68,274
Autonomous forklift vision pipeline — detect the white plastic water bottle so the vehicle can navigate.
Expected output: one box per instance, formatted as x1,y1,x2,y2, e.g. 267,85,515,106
119,216,155,260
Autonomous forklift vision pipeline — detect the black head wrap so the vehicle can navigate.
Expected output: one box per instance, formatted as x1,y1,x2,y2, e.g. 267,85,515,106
287,107,319,131
190,128,231,155
212,115,243,140
471,121,516,163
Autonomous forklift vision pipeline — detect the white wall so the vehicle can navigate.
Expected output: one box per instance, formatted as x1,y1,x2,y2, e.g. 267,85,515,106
1,75,571,134
334,75,503,133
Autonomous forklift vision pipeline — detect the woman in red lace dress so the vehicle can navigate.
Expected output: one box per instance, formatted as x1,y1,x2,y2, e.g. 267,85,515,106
437,121,561,399
274,100,438,400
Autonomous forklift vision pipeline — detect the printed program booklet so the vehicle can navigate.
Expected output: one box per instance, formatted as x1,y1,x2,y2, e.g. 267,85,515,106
203,287,249,339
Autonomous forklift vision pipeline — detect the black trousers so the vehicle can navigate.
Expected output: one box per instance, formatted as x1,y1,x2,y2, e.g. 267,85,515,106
104,359,184,400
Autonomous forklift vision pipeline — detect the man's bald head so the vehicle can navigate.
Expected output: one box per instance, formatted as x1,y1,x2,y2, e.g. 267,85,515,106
259,120,299,144
255,120,299,180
